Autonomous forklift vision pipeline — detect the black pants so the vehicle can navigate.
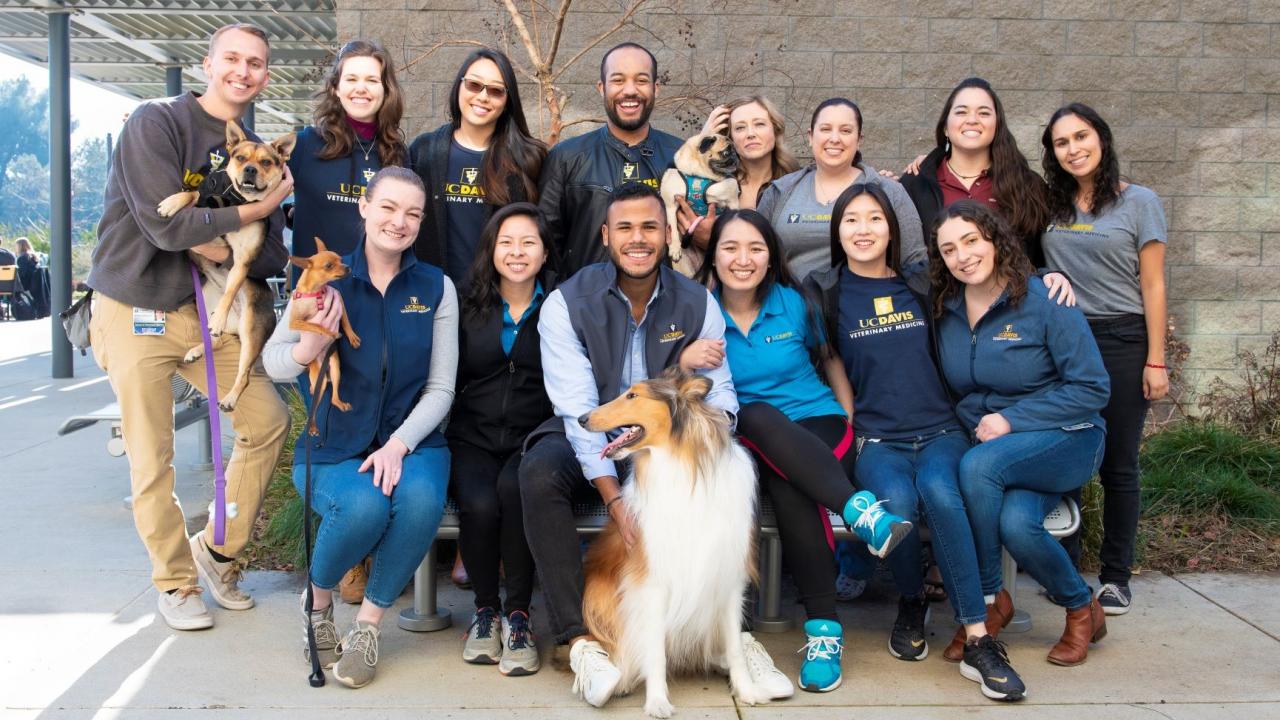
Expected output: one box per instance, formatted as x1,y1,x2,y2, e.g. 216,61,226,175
737,402,856,622
449,439,535,614
518,432,599,643
1067,315,1149,586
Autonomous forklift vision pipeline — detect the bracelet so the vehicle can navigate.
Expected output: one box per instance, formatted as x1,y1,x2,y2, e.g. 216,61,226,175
605,495,624,511
1145,363,1167,369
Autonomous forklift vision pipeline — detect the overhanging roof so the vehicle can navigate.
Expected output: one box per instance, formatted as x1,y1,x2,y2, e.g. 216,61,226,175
0,1,336,135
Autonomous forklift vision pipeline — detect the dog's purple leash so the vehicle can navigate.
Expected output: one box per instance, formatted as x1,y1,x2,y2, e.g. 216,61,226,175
189,262,228,546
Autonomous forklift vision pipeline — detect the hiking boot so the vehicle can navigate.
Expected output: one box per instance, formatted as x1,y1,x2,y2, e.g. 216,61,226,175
943,588,1013,662
835,573,868,602
569,638,622,707
740,632,794,699
300,591,339,669
888,595,930,661
960,635,1026,701
798,619,843,693
462,607,502,664
842,490,912,559
190,532,253,610
499,610,540,676
333,620,380,688
1096,582,1132,616
338,557,369,604
157,585,213,631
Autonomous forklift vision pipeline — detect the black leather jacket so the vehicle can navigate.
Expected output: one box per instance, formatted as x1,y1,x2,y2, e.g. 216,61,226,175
537,125,682,275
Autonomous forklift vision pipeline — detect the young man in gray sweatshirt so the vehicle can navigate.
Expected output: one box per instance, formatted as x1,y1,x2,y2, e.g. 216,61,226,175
86,23,293,630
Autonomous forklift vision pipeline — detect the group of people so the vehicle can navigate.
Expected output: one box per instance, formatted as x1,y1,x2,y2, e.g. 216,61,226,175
88,21,1169,706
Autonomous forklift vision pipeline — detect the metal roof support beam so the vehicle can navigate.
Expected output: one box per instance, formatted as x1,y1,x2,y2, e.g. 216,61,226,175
165,63,180,96
48,8,72,378
70,11,176,65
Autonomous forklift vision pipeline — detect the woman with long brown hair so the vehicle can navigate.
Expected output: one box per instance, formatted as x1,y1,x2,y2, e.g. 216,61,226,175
288,39,407,260
408,48,547,292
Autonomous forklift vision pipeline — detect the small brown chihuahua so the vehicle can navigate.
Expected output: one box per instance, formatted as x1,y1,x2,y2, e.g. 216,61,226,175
289,237,361,433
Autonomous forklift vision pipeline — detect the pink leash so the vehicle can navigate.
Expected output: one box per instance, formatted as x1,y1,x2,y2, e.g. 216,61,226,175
189,263,228,545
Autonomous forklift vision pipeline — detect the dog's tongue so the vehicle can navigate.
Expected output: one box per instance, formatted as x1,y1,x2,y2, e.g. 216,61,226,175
600,426,639,459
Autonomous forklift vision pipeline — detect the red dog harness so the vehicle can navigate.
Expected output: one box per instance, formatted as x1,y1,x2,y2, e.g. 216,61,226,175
294,289,326,310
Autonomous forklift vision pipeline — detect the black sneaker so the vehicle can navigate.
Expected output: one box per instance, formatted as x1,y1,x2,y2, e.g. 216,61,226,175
960,635,1026,701
888,595,929,660
1097,582,1132,615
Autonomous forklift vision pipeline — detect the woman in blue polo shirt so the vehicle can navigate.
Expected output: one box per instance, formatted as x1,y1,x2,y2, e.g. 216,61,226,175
931,200,1110,668
686,209,909,694
263,167,457,689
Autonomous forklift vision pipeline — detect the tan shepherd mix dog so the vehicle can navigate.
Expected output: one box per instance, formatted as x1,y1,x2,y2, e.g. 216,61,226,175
579,367,769,717
157,121,296,411
659,133,741,277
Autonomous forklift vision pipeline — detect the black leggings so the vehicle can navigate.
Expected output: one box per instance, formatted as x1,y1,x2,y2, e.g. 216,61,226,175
449,439,535,614
737,402,856,622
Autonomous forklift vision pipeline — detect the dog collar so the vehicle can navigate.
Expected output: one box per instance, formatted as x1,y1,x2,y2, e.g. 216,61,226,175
293,290,326,310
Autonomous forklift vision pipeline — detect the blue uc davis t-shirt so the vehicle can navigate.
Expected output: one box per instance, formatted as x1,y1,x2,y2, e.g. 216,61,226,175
444,140,488,290
720,284,846,423
836,267,958,439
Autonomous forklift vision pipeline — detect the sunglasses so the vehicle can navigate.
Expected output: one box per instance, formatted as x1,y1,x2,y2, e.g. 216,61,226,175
462,77,507,100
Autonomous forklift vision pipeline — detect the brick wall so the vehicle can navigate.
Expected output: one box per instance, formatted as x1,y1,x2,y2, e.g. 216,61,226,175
339,0,1280,392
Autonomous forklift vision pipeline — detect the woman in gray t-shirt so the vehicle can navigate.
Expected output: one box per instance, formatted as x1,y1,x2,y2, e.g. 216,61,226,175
757,98,924,281
1040,103,1169,617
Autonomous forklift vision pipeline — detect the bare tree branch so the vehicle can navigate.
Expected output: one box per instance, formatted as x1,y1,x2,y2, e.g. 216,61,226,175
402,39,489,72
550,0,648,83
543,0,573,70
501,0,547,69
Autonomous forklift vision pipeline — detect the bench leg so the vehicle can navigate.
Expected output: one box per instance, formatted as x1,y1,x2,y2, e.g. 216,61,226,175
1001,548,1031,633
398,541,452,632
752,535,792,633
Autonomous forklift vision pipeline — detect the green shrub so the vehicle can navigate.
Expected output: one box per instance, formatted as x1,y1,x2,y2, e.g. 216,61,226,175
246,387,315,569
1141,423,1280,527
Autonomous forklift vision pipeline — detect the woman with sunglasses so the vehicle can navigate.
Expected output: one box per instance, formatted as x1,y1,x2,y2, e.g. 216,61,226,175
288,39,407,261
409,48,548,293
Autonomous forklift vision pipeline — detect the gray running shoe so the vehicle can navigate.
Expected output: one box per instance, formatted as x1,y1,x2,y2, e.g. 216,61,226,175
190,532,253,610
499,610,540,676
157,585,213,631
333,620,380,688
300,591,339,668
462,607,502,664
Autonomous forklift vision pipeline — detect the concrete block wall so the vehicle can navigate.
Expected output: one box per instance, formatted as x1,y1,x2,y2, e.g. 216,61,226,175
339,0,1280,392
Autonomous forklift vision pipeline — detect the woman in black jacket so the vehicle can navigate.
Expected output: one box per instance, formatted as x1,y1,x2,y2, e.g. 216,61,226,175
899,78,1049,267
408,48,547,292
448,202,555,677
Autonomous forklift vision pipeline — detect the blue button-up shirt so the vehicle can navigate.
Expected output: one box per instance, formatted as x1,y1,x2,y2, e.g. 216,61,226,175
500,281,544,355
539,277,738,482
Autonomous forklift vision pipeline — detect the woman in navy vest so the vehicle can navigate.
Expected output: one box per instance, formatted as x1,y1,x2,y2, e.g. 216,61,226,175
686,209,911,694
263,167,457,689
449,203,555,676
288,39,407,261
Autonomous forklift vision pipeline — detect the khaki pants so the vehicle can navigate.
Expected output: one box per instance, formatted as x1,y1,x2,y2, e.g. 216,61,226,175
90,292,288,592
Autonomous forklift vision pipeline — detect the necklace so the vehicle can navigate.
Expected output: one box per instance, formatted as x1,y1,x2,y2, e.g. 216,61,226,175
946,158,987,180
354,134,375,163
814,170,856,204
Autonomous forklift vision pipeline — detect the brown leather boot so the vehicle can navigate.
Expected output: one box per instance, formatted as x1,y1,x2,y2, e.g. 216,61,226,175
1047,597,1107,666
337,556,370,604
943,588,1014,662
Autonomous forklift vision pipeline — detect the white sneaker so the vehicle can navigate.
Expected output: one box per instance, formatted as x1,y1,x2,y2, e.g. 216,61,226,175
190,532,254,610
569,639,622,707
741,632,794,699
157,585,214,630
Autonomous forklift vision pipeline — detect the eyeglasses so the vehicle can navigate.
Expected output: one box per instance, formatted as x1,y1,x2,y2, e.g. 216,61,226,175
462,77,507,100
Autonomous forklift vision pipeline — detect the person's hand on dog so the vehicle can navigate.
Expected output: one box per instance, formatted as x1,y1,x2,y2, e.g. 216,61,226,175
238,165,296,224
360,437,409,496
701,104,730,137
974,413,1011,443
679,338,725,372
189,241,231,264
674,196,718,252
290,287,345,366
597,476,637,548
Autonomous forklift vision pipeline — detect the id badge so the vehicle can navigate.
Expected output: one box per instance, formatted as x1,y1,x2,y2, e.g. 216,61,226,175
132,307,166,335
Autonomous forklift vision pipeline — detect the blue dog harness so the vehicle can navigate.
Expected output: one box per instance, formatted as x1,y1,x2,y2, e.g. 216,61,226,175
679,171,714,216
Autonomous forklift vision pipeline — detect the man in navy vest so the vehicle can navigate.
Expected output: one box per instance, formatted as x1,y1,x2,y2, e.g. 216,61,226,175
520,183,792,705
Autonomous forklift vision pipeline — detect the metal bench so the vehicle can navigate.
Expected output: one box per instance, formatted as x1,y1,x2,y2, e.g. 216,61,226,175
398,494,1080,634
57,375,211,465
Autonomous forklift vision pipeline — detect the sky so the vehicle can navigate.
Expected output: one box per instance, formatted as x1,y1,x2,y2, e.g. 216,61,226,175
0,53,140,149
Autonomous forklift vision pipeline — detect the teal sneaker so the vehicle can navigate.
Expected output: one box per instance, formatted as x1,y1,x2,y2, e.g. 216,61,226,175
798,619,843,692
843,490,913,559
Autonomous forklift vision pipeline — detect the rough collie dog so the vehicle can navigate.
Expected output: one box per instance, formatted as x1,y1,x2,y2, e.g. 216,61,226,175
578,368,770,717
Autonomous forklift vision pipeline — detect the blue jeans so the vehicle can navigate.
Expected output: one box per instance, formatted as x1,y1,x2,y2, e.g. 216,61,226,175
958,426,1104,610
292,444,450,608
856,429,986,624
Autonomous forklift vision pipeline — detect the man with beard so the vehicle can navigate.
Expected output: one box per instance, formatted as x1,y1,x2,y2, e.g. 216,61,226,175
519,183,795,707
538,43,682,275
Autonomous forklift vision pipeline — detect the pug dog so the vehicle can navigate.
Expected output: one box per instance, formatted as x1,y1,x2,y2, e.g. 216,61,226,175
157,121,296,411
659,133,741,276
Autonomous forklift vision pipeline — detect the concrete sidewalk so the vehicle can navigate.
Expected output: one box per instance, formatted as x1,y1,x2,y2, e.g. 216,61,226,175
3,317,1279,719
